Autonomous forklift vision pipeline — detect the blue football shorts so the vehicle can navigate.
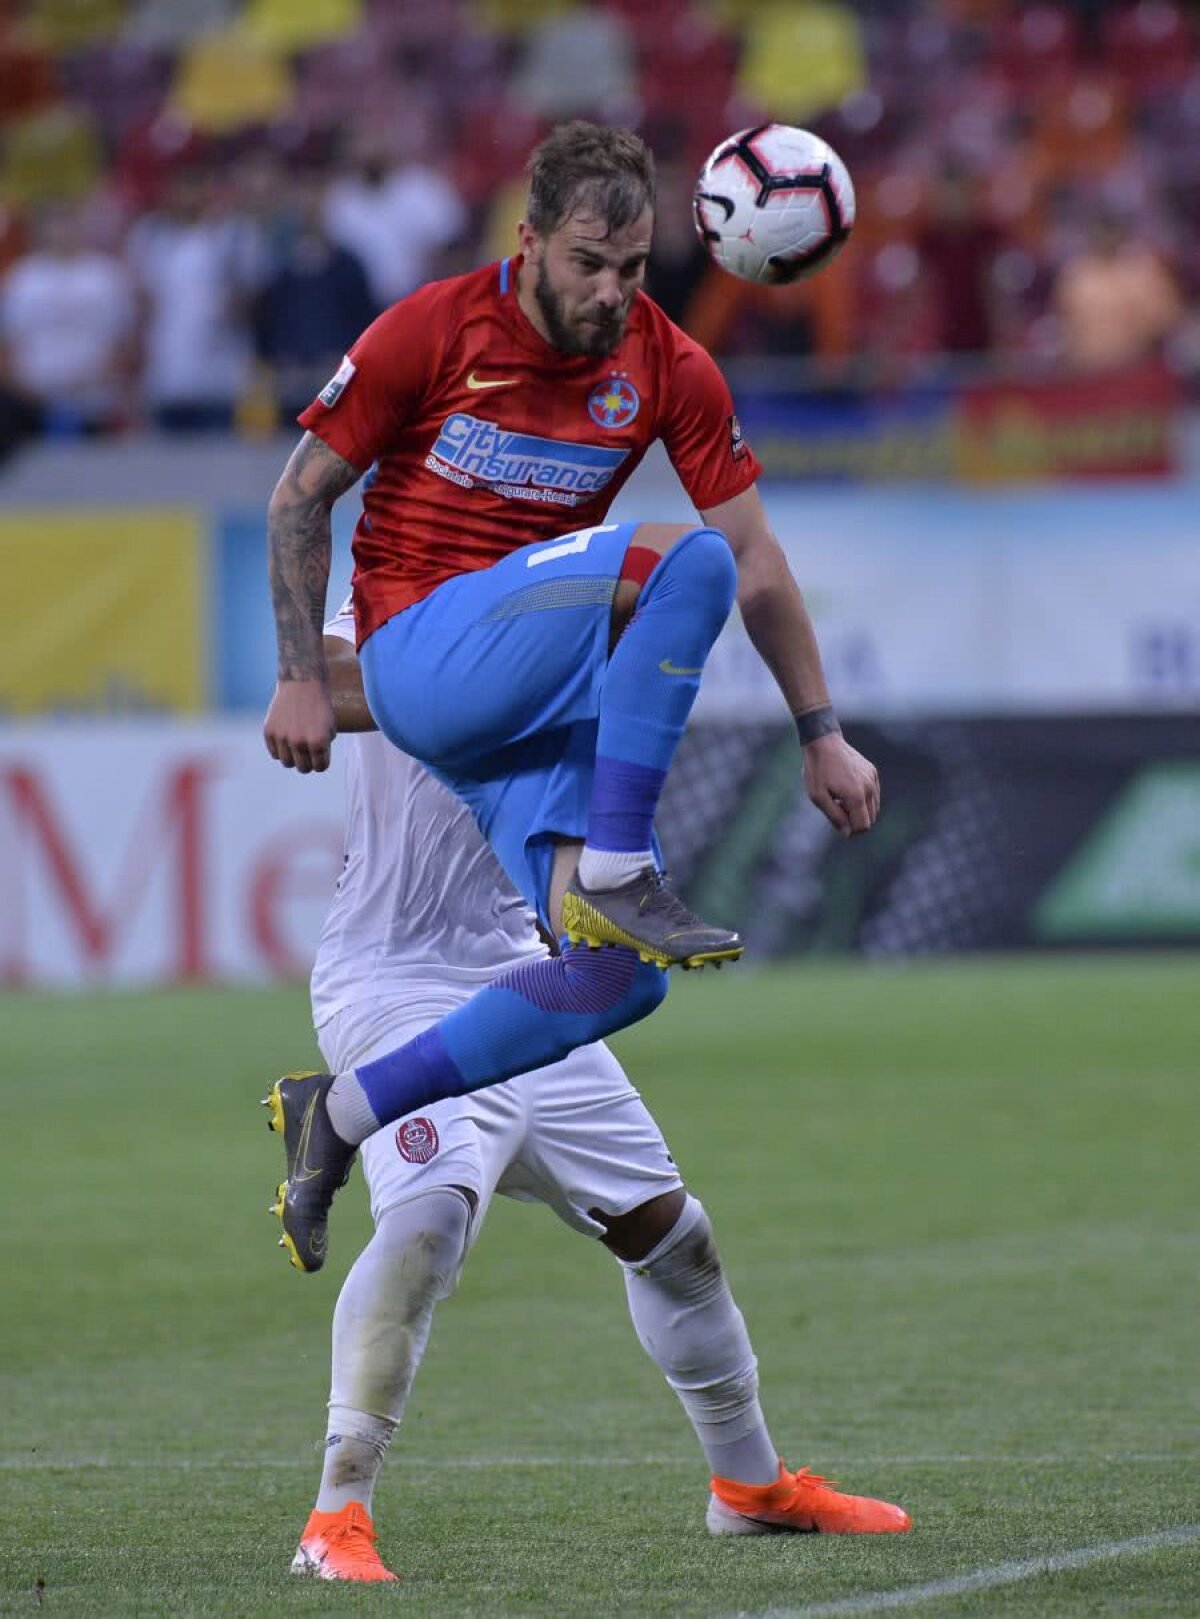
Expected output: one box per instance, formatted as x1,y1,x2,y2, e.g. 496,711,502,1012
360,520,650,924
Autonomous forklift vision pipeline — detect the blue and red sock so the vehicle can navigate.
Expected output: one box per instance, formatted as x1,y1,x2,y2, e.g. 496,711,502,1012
583,528,736,879
335,945,668,1136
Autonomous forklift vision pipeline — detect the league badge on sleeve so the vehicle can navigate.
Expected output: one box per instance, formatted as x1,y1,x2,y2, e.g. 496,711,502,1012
588,376,640,429
727,412,748,461
318,355,356,408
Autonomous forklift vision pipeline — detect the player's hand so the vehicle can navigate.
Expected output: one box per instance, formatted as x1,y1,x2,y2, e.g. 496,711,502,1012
263,679,336,773
802,732,881,837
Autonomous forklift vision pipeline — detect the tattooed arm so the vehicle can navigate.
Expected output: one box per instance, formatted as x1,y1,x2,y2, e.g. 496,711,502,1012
263,432,363,773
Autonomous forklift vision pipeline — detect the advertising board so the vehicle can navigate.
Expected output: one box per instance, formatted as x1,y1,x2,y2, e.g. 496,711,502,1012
0,723,342,987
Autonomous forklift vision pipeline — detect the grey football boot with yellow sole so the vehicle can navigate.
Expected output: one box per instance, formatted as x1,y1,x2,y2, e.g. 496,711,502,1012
560,867,743,969
262,1071,356,1273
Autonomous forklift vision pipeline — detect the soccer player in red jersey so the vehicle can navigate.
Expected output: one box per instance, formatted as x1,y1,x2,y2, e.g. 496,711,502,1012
262,123,880,1270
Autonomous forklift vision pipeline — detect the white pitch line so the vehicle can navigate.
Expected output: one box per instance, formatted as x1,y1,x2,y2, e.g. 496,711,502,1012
0,1451,1190,1472
0,1454,686,1472
0,1454,702,1473
747,1523,1200,1618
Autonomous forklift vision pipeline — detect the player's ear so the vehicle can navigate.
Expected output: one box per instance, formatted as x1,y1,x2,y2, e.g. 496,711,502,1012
517,219,541,261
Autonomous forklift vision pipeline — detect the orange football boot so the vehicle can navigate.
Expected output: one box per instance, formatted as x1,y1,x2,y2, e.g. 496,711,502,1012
708,1462,912,1535
290,1502,399,1581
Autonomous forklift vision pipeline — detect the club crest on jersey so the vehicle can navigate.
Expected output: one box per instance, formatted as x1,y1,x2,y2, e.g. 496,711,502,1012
588,376,639,429
396,1117,439,1164
318,355,355,407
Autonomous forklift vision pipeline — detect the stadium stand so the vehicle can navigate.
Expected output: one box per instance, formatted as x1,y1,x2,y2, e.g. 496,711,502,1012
0,0,1195,435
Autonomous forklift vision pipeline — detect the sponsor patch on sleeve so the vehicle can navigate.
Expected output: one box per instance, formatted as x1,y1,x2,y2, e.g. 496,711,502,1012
318,355,356,408
727,411,747,462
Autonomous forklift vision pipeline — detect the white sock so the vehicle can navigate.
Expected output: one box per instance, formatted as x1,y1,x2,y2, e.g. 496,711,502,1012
314,1189,472,1513
316,1417,393,1516
576,846,654,891
326,1070,382,1146
622,1195,780,1486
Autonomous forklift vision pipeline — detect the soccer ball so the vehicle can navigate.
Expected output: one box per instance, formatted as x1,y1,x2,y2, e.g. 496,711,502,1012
693,124,856,285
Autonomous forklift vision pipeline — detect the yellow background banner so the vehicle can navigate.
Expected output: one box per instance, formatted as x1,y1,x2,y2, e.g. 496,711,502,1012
0,508,206,716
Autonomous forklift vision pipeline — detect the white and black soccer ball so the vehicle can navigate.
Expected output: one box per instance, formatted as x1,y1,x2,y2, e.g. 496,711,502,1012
693,124,856,285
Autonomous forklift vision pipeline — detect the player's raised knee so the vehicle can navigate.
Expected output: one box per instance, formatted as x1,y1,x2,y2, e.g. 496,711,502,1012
652,526,737,613
680,524,736,579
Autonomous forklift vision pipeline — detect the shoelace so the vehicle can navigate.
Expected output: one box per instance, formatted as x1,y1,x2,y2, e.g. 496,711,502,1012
788,1467,837,1494
319,1514,380,1558
638,870,702,927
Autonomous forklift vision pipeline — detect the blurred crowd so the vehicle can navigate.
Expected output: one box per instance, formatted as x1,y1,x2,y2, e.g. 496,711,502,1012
0,0,1198,447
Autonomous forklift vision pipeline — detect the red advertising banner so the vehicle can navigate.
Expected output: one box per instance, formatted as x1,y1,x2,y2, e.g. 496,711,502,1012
958,363,1180,482
0,723,343,987
736,361,1182,483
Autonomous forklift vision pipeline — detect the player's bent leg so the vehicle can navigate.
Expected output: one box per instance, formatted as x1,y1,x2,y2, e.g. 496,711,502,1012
564,527,745,964
618,1194,912,1535
360,520,739,966
325,945,668,1146
293,1188,473,1582
576,526,738,901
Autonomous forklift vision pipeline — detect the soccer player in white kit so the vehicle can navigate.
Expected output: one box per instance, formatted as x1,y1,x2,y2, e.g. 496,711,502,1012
274,607,910,1582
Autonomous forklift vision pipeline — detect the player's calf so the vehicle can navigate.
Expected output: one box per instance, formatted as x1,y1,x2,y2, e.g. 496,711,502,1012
579,527,737,895
621,1195,779,1488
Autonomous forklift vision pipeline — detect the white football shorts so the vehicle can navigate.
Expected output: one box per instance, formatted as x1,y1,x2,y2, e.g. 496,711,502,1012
316,989,683,1240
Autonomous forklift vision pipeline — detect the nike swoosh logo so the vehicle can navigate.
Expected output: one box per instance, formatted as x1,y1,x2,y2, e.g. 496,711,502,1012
659,659,704,677
465,372,520,391
293,1093,323,1183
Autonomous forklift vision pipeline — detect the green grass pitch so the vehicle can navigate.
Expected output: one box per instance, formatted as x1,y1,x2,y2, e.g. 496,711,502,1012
2,958,1198,1617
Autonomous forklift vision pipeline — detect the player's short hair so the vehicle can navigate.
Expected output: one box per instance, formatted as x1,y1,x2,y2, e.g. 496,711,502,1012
526,121,655,238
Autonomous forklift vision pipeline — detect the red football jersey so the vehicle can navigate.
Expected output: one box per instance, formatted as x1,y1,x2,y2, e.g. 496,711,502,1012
298,256,761,644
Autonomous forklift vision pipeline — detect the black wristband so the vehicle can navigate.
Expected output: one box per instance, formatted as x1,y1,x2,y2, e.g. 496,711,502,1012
794,705,841,745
